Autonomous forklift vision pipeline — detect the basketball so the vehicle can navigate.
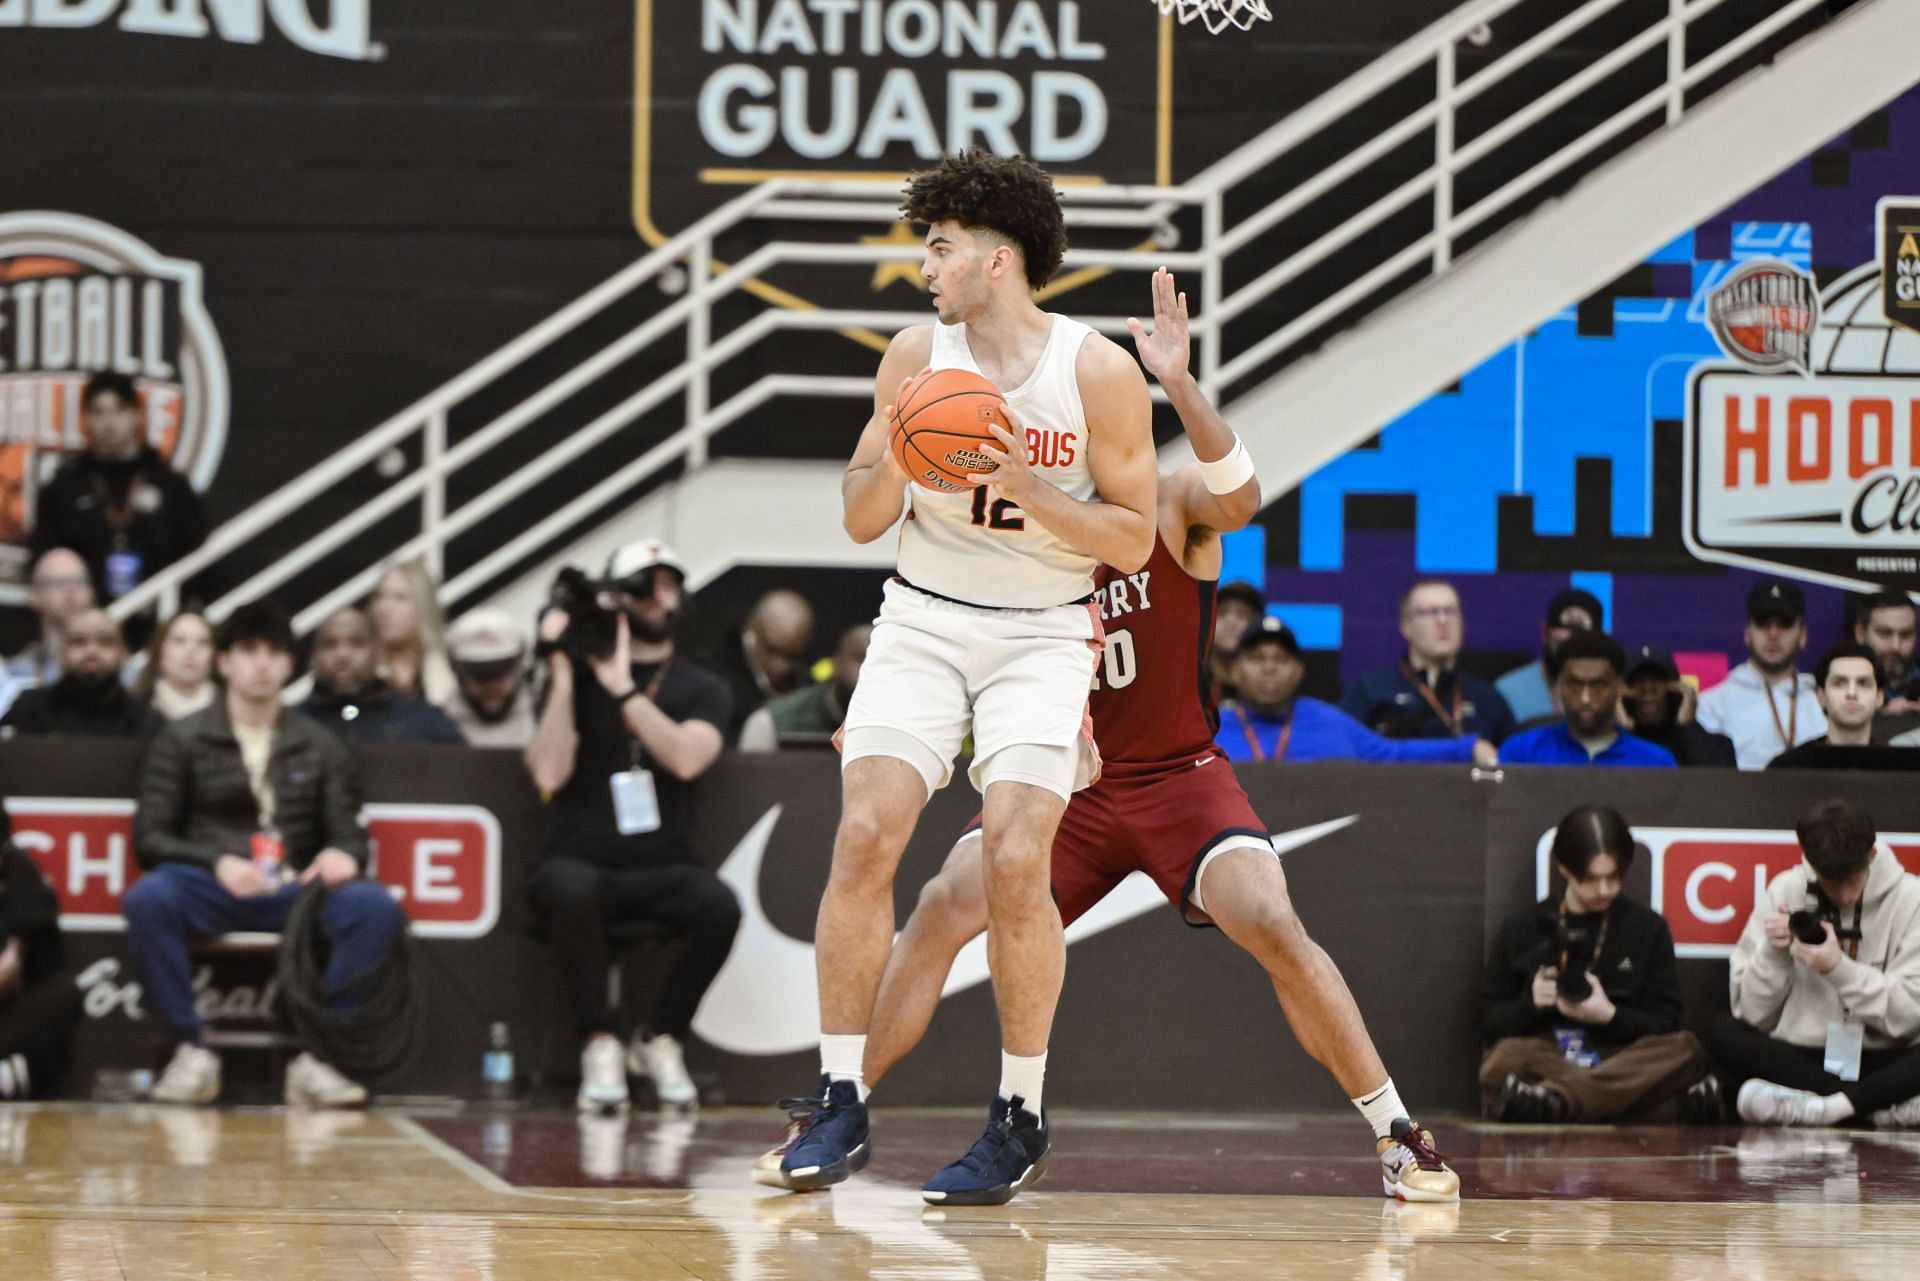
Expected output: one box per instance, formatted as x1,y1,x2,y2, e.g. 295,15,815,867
887,367,1013,493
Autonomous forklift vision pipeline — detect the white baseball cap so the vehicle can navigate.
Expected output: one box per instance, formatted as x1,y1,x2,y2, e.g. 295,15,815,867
446,607,528,665
605,539,688,583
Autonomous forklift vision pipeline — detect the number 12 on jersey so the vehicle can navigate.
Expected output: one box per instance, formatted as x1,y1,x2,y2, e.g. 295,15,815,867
969,486,1025,531
1091,628,1136,691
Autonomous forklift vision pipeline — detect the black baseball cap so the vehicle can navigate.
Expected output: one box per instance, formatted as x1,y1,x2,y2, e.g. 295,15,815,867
1234,615,1300,658
1624,644,1678,682
1747,578,1806,623
1217,580,1266,614
1546,587,1604,630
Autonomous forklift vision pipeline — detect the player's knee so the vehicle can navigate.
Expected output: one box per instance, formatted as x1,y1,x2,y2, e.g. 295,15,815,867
916,866,989,937
1227,894,1307,956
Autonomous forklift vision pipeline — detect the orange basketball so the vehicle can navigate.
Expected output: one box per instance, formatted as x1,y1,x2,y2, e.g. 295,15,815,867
887,367,1012,493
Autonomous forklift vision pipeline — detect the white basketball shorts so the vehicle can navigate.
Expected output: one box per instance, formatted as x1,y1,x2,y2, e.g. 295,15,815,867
840,577,1104,800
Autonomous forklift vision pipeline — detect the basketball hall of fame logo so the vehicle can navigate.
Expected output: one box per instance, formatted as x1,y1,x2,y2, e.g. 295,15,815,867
0,212,229,582
1684,198,1920,593
632,1,1173,347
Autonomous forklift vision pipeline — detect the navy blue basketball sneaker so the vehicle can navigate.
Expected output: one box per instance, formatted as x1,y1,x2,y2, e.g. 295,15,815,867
773,1077,870,1192
921,1094,1049,1206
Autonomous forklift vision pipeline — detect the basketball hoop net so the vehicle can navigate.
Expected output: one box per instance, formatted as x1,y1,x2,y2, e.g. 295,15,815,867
1152,0,1273,34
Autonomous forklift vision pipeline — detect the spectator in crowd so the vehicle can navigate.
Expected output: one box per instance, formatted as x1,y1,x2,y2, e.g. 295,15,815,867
28,372,207,602
369,560,456,707
133,611,217,722
0,609,162,739
1708,799,1920,1128
713,589,814,742
299,608,464,745
1339,579,1516,743
1618,645,1736,767
0,809,84,1100
738,623,871,753
0,548,95,718
1494,588,1604,726
443,608,536,749
1697,578,1825,770
1499,632,1675,767
1216,617,1498,765
1855,590,1919,709
524,539,740,1112
1480,804,1711,1122
124,600,404,1107
1768,643,1920,770
1211,580,1266,703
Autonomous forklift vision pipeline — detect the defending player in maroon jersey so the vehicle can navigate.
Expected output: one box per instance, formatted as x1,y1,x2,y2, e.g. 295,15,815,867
757,269,1460,1202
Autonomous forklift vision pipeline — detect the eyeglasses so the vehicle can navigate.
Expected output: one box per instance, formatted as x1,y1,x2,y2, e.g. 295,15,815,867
32,575,92,591
1407,605,1461,621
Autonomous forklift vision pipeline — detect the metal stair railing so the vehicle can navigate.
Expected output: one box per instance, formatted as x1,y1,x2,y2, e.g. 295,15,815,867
109,0,1844,627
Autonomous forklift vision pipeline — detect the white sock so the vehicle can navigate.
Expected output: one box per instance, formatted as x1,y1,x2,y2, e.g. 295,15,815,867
819,1034,869,1102
1817,1093,1856,1125
1353,1079,1407,1140
1000,1051,1048,1115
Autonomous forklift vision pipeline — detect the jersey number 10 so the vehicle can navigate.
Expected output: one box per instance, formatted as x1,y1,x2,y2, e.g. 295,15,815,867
1090,628,1137,691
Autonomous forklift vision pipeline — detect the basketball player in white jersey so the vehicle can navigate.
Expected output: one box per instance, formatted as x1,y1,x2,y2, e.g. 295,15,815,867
774,150,1157,1204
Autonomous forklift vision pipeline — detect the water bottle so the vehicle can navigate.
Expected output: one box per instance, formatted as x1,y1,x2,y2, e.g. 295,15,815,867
483,1022,516,1102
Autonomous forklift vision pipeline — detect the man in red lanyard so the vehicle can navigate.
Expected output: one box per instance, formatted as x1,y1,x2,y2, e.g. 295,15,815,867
1337,581,1516,745
1216,617,1495,766
756,269,1460,1204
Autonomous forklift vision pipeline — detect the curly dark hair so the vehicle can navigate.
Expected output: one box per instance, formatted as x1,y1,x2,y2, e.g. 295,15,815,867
900,149,1067,289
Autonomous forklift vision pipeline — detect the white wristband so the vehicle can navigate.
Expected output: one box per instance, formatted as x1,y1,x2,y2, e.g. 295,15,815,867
1196,438,1256,494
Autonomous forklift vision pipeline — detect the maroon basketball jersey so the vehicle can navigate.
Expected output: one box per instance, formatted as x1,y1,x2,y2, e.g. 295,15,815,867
1088,532,1221,772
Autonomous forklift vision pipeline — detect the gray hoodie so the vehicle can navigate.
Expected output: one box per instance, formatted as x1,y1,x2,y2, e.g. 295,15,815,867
1729,846,1920,1050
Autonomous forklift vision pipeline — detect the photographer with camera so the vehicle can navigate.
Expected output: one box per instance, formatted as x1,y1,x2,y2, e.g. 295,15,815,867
1708,799,1920,1127
1480,804,1710,1122
523,540,740,1113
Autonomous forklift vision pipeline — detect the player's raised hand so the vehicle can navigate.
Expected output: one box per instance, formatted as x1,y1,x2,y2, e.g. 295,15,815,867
1126,266,1191,385
968,410,1037,504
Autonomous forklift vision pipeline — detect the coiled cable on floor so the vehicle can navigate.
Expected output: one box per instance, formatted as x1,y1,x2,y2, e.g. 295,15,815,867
277,880,421,1080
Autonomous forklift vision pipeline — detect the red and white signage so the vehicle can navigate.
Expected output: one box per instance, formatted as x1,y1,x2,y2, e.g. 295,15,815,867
1535,826,1920,958
3,797,499,939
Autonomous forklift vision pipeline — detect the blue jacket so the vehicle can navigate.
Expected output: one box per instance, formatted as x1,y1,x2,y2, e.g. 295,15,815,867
1338,661,1516,743
1498,723,1676,768
1217,697,1480,764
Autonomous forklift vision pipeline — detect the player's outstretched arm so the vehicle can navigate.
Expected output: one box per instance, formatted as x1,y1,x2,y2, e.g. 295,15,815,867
1128,267,1260,535
843,327,932,544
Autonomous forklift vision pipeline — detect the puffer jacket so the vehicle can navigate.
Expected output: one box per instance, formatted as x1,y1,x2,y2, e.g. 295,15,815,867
1729,847,1920,1050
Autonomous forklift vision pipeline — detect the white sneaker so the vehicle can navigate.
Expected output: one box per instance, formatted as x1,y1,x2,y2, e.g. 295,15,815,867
1872,1096,1920,1128
628,1032,698,1108
151,1044,221,1106
284,1052,368,1109
577,1035,630,1113
1737,1078,1825,1125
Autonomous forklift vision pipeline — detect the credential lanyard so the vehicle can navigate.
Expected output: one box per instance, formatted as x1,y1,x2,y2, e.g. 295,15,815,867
1765,677,1799,751
626,659,671,771
1236,707,1292,763
1402,660,1462,735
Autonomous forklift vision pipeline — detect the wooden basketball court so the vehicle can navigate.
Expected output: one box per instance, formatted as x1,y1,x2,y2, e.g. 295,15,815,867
2,1103,1916,1278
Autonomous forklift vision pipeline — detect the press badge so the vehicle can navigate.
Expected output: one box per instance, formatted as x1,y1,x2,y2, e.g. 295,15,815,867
1554,1026,1601,1068
1824,1020,1863,1082
610,769,661,835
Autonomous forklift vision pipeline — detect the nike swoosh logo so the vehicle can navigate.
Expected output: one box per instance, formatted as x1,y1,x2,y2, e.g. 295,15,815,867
691,807,1359,1056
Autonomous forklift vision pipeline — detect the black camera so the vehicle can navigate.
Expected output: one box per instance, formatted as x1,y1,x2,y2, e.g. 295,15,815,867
547,566,622,662
1553,917,1598,1002
1787,908,1830,946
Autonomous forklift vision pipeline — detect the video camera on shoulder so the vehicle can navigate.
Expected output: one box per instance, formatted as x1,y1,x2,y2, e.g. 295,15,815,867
545,566,624,662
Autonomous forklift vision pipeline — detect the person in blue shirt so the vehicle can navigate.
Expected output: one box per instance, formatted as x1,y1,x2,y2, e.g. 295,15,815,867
1499,630,1676,768
1337,579,1516,744
1217,617,1498,766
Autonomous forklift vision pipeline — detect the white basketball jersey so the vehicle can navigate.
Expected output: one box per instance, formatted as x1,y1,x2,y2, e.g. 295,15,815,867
896,315,1101,609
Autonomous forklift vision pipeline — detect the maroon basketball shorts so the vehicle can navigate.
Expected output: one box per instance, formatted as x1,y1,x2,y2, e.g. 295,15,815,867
962,753,1274,926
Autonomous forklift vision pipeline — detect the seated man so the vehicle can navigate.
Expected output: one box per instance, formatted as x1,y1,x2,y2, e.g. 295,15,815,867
523,540,740,1111
1216,617,1496,765
1770,643,1920,771
1480,804,1710,1122
0,609,163,739
1708,799,1920,1127
738,623,871,752
444,608,536,749
1494,587,1604,726
124,600,406,1107
299,607,464,745
1499,631,1676,767
1338,579,1515,743
0,811,84,1100
1619,645,1736,767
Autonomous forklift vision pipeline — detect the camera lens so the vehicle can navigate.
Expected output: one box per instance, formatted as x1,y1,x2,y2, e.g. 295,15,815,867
1556,967,1593,1002
1787,909,1828,946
